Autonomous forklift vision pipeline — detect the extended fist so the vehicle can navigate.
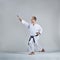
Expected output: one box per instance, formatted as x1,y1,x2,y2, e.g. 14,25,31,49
17,15,22,22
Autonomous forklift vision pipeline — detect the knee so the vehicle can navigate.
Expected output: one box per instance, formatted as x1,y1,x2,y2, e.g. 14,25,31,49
28,41,32,45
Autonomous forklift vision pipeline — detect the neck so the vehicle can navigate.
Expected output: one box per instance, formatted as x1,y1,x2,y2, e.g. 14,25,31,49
32,22,36,25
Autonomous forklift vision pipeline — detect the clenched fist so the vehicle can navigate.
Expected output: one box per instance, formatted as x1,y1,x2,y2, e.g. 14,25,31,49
17,15,22,22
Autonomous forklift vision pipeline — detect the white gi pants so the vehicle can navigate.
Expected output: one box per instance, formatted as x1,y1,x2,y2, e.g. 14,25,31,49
28,36,42,52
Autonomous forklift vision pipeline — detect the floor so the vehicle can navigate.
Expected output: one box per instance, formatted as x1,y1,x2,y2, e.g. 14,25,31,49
0,52,60,60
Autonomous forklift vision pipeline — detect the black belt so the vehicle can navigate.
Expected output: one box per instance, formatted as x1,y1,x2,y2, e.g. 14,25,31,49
29,36,35,43
28,35,38,45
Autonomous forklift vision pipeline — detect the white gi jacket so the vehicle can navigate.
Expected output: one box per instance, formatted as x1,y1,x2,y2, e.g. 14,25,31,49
22,20,43,36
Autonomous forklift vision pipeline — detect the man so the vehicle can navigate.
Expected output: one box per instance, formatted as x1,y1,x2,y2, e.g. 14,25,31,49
17,15,45,55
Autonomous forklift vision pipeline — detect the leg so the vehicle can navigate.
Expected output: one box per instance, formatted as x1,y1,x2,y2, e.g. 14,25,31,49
28,38,35,55
34,36,45,52
34,37,41,51
34,36,41,51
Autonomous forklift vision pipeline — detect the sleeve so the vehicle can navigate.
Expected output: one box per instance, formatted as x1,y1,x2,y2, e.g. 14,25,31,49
22,20,29,28
39,25,43,34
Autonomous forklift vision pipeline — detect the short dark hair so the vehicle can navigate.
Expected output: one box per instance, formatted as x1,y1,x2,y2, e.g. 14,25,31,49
32,16,37,21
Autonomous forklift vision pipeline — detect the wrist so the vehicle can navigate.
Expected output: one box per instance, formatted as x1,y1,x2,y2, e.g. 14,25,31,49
19,18,22,22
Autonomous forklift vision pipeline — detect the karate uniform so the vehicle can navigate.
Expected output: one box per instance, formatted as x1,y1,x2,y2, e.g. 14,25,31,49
22,20,43,52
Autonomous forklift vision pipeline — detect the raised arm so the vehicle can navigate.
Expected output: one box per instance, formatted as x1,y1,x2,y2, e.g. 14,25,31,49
17,15,29,28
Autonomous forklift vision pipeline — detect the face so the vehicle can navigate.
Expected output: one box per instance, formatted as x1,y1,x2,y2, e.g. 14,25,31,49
31,17,36,23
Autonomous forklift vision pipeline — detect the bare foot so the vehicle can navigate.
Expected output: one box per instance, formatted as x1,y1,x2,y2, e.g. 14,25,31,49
29,52,35,55
39,48,45,52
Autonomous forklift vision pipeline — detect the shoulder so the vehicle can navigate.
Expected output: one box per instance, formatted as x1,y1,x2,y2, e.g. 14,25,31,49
36,24,42,28
36,24,41,27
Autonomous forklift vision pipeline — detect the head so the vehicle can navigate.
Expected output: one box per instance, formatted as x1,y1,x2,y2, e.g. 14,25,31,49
31,16,37,24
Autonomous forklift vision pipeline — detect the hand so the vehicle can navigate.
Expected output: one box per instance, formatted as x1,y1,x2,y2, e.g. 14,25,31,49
36,32,40,36
17,15,22,22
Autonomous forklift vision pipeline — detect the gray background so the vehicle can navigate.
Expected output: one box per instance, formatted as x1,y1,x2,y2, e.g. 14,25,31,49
0,0,60,52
